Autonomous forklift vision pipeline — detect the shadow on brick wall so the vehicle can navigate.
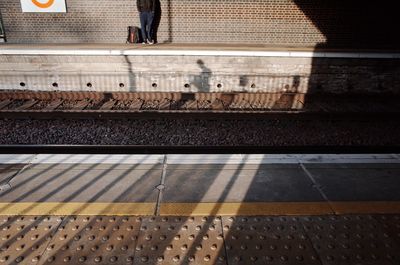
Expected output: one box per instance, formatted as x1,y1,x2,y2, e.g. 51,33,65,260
293,1,399,96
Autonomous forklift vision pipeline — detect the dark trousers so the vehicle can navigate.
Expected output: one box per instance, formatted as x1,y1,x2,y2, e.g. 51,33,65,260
140,11,154,42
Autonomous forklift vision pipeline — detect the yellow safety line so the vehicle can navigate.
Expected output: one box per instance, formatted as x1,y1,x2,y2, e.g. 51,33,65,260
160,202,334,216
1,202,400,216
0,203,155,216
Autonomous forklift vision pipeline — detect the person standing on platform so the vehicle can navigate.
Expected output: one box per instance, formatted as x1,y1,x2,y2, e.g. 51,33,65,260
137,0,156,44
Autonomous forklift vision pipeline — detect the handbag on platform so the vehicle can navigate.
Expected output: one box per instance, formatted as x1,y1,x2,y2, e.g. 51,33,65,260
126,26,140,44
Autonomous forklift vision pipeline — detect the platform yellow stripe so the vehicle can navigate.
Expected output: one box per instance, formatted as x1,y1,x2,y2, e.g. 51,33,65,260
1,202,400,216
160,202,334,216
0,203,155,216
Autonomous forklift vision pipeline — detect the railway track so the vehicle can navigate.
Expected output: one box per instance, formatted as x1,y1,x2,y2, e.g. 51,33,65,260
0,91,399,119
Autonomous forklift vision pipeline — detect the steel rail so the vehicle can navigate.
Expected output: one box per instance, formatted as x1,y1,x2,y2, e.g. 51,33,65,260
0,145,398,155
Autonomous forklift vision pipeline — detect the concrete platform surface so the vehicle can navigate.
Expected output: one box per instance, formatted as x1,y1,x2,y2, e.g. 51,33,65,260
0,154,400,264
0,154,399,216
1,43,400,57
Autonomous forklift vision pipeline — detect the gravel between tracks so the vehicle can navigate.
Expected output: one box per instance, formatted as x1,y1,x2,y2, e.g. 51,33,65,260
0,119,399,146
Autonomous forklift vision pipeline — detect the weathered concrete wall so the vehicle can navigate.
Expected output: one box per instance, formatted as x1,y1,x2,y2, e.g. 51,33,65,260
0,54,398,94
0,1,397,48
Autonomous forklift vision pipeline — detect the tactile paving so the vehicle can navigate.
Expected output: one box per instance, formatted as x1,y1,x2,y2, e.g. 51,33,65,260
376,215,400,246
134,216,226,265
222,216,321,265
302,215,400,265
0,216,63,264
39,216,141,265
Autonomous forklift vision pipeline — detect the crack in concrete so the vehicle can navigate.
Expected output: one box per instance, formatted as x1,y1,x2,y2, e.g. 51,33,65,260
154,155,168,216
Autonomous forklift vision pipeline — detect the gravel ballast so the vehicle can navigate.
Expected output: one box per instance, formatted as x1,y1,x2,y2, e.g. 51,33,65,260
1,119,399,146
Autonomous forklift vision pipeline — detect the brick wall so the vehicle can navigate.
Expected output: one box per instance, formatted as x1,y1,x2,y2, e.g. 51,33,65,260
0,0,397,48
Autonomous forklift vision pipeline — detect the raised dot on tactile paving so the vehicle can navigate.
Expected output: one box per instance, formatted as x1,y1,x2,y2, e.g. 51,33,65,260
16,244,25,251
204,255,211,262
173,255,180,262
157,256,164,262
94,256,102,263
0,245,8,251
106,245,114,251
136,245,143,251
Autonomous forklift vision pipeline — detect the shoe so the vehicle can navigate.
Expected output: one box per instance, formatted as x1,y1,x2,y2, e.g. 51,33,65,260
147,39,154,45
142,42,146,44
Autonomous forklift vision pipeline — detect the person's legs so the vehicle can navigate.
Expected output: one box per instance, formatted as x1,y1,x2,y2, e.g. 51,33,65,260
139,12,148,42
147,12,155,43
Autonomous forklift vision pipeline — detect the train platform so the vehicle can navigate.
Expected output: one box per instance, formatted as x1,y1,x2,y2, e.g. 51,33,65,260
1,43,399,94
1,43,400,57
0,154,400,264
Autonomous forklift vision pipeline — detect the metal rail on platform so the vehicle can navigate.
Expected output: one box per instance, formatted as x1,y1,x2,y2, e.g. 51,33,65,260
0,145,399,155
